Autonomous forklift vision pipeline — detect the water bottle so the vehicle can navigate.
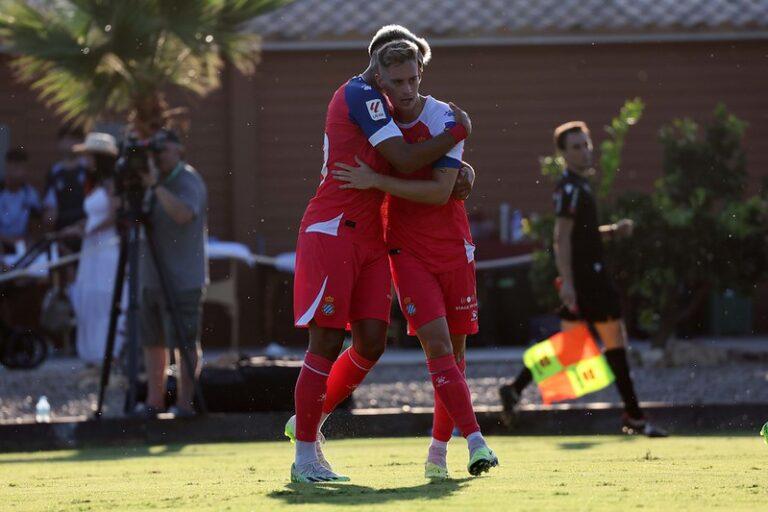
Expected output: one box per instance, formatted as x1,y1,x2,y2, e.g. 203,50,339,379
35,396,51,423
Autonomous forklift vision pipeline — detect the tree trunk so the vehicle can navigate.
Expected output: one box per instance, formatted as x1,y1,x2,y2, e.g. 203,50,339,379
130,91,169,137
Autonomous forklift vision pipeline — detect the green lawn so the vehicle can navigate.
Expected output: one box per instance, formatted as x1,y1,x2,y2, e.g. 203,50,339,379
0,435,765,511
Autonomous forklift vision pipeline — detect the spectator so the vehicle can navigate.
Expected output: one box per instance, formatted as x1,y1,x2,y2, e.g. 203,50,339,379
44,124,88,249
61,133,125,365
0,146,42,253
137,128,208,417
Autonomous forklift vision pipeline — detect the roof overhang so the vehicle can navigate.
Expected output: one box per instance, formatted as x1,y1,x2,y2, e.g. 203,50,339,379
260,30,768,51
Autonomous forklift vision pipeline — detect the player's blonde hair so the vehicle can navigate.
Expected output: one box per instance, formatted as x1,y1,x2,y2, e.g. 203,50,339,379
368,24,432,65
376,39,425,70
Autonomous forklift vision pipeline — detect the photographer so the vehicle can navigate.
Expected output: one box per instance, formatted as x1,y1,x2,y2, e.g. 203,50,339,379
136,128,208,418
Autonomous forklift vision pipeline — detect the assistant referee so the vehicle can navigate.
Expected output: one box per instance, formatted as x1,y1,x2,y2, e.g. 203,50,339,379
500,121,667,437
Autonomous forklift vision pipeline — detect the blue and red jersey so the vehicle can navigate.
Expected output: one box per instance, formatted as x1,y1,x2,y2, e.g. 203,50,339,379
299,76,402,244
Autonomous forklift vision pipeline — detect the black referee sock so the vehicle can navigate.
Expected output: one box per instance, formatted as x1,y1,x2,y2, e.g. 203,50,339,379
604,347,643,419
512,366,533,395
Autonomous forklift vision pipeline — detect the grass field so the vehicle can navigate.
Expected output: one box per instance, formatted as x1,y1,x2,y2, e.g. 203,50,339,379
1,435,765,511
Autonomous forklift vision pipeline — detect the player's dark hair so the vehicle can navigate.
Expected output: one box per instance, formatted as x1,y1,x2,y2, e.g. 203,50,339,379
368,24,431,65
5,146,28,163
554,121,590,151
377,40,424,70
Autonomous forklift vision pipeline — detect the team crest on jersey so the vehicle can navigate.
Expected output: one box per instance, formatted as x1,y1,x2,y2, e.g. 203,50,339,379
366,99,386,121
322,296,335,316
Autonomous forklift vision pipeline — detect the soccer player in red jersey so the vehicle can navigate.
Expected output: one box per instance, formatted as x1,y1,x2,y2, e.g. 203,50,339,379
333,39,498,479
288,26,473,483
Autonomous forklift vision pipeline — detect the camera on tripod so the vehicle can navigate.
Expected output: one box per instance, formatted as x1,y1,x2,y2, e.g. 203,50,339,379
114,135,164,203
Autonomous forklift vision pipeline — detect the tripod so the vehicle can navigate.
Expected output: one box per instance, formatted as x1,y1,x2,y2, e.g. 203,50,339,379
94,198,207,417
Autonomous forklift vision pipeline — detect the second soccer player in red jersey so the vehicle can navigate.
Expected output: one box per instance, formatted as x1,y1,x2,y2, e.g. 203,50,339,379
333,39,498,479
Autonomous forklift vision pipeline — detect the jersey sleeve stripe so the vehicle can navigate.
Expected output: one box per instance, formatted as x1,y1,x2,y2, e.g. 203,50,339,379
434,155,462,169
368,118,402,146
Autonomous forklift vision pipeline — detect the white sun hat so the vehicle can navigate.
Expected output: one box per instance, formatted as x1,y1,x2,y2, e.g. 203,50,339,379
73,132,118,157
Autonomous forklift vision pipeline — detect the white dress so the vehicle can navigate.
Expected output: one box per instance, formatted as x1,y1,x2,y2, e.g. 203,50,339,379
74,186,125,363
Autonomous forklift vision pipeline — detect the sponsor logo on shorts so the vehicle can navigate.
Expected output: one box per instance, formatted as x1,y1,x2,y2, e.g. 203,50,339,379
471,310,478,322
435,376,448,387
455,294,477,311
322,295,335,316
366,99,386,121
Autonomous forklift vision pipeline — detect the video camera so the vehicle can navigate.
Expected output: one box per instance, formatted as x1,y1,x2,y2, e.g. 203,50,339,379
114,135,162,198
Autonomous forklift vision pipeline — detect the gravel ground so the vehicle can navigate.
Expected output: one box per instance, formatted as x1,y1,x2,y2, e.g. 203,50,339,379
354,360,768,410
0,360,126,422
2,356,767,422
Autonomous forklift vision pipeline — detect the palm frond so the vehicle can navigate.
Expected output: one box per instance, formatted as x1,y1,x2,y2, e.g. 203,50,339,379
0,0,291,127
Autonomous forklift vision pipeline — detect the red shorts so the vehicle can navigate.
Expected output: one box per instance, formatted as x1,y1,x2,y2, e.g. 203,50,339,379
293,231,392,329
389,249,478,336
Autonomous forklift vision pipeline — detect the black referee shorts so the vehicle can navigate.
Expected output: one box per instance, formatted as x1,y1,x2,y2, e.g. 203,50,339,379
559,266,622,323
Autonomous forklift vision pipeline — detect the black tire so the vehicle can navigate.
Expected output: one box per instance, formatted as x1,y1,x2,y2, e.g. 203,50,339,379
0,329,48,369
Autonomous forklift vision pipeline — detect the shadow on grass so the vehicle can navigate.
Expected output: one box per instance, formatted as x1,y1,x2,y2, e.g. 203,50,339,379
267,477,473,506
0,444,186,464
557,435,642,451
558,442,601,450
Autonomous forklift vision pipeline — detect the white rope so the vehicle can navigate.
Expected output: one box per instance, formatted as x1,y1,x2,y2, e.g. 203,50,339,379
0,241,531,285
0,237,279,285
0,253,81,284
475,253,534,270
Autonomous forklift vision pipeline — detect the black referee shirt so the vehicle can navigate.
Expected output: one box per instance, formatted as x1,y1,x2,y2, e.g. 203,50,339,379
553,169,604,275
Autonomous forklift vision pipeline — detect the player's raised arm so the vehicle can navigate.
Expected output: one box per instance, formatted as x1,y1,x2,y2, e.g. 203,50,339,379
333,156,458,205
346,39,472,175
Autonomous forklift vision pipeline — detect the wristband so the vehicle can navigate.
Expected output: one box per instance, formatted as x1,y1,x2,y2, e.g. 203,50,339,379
448,124,468,144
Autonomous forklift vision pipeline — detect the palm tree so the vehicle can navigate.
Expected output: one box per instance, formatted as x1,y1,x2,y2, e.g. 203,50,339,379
0,0,289,135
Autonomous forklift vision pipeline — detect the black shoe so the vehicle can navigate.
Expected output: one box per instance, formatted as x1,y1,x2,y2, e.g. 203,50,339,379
499,384,521,426
621,413,669,437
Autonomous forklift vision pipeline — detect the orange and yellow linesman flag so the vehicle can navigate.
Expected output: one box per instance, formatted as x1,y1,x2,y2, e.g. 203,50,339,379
523,324,614,404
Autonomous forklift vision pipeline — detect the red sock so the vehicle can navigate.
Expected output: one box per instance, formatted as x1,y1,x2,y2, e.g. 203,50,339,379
322,347,376,414
432,358,466,442
427,354,479,438
294,352,334,442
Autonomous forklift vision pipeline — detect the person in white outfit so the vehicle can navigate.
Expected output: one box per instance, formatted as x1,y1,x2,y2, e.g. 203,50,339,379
61,133,125,365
